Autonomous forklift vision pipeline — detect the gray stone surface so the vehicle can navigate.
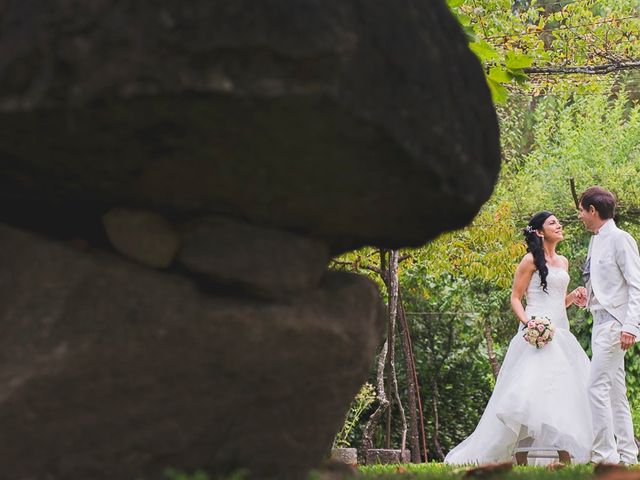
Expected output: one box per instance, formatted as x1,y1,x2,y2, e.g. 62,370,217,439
0,223,384,479
330,447,359,466
0,0,500,252
178,216,330,299
365,449,411,465
103,208,180,268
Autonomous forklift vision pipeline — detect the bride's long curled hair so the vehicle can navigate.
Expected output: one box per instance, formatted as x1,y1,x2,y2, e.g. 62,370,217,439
523,211,553,293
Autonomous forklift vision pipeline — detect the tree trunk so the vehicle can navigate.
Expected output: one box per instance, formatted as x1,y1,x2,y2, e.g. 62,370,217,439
385,329,393,449
386,363,392,448
381,249,392,450
387,251,407,457
483,319,501,379
431,379,446,461
362,339,390,455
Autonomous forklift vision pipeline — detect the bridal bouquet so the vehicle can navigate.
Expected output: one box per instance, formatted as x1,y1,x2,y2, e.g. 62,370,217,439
523,316,555,349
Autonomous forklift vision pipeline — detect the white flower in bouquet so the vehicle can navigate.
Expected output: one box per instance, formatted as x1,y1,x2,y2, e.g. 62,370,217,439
523,315,555,349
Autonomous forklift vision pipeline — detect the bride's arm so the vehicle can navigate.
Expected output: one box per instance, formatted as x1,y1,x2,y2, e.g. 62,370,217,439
511,255,536,326
565,290,577,308
560,256,582,308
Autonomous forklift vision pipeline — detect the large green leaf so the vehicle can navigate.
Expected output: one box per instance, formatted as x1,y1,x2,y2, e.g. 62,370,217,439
510,69,529,83
505,52,534,70
486,77,509,103
469,40,500,61
488,66,513,83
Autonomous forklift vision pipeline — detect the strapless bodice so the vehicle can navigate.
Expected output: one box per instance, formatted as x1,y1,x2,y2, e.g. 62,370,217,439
523,265,570,330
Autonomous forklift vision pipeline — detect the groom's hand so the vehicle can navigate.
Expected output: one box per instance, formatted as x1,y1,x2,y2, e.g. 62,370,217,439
573,287,587,307
620,332,636,351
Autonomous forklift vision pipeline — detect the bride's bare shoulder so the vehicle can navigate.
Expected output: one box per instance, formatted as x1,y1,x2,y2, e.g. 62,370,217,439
517,253,536,271
558,255,570,270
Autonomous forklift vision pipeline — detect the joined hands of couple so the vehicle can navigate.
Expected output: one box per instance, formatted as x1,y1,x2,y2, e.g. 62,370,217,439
570,286,588,308
569,286,636,351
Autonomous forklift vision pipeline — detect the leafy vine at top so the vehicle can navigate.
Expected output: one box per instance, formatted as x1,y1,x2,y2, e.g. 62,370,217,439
448,0,640,102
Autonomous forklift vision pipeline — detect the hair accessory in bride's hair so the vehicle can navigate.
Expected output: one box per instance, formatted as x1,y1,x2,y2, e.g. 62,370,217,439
524,225,535,234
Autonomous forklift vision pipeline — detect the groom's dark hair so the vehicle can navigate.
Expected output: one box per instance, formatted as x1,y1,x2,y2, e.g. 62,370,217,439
579,186,616,219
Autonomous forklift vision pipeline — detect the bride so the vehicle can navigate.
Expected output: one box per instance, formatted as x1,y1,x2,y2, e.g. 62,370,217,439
445,211,593,465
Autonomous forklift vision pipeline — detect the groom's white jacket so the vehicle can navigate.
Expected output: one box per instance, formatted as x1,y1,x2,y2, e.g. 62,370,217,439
587,219,640,338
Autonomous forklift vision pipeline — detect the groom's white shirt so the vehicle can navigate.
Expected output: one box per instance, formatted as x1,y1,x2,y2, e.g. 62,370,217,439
587,219,640,338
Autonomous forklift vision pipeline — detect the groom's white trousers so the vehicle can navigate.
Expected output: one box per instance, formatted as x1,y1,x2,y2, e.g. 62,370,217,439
590,319,638,464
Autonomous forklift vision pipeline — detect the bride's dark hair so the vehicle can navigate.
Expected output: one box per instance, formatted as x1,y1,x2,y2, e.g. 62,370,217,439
523,211,553,292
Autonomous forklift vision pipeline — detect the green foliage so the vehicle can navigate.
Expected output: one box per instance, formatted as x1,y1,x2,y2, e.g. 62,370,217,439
333,382,377,448
448,0,640,102
416,202,526,289
498,92,640,226
400,273,497,458
633,397,640,434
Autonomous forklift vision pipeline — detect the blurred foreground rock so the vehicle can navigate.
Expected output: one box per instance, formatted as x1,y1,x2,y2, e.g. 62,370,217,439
0,223,384,479
0,0,499,253
0,0,500,478
177,216,330,299
103,208,180,268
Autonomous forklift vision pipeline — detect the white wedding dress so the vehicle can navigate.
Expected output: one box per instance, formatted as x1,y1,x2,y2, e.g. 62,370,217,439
445,265,593,465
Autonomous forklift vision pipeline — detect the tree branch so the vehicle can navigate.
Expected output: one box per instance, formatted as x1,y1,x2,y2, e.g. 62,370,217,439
570,178,579,209
330,260,355,268
524,60,640,75
330,259,382,275
362,264,382,275
398,253,412,263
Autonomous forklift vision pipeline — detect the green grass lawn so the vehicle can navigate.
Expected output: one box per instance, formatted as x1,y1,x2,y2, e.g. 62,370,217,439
166,463,639,479
354,463,618,479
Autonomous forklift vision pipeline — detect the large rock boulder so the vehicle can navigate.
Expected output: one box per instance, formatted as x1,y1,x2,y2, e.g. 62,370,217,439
0,0,499,252
0,223,384,480
0,0,500,478
178,216,330,299
103,208,181,268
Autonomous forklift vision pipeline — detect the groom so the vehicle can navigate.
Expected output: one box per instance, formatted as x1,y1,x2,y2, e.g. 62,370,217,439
577,186,640,465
